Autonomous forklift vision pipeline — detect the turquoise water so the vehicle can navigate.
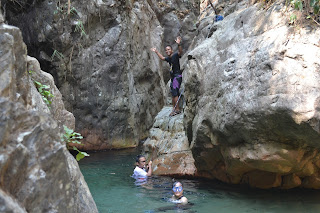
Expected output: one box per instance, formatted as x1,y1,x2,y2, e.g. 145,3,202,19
79,148,320,213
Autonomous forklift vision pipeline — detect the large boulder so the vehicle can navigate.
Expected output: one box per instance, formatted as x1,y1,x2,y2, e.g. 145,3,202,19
0,20,97,212
143,107,196,176
184,1,320,189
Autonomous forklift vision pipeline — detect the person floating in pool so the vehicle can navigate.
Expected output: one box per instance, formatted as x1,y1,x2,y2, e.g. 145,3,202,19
170,181,188,204
132,155,152,185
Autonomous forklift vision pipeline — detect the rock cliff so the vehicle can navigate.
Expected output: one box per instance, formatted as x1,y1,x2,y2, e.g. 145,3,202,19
0,13,97,212
4,0,320,190
2,0,199,150
184,0,320,189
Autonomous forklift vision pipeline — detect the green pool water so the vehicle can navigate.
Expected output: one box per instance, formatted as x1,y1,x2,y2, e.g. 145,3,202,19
79,148,320,213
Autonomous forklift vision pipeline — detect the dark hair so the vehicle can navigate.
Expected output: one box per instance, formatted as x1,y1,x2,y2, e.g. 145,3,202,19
166,45,172,50
136,155,145,162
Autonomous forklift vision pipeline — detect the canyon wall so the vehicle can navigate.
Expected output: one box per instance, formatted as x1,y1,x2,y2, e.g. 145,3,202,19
184,0,320,189
2,0,199,150
0,9,98,211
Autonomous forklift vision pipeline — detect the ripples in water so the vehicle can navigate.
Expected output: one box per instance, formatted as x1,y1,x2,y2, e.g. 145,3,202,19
79,148,320,213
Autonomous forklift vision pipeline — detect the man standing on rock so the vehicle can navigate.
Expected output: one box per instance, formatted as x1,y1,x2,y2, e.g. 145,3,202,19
151,36,183,116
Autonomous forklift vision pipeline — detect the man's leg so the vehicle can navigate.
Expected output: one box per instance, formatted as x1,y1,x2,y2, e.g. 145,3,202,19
172,96,175,110
173,96,180,112
170,96,179,116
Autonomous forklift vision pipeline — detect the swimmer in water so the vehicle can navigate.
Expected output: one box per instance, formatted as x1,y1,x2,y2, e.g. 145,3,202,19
132,155,152,178
170,181,188,204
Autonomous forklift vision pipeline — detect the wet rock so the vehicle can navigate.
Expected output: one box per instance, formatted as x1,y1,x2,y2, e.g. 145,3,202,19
282,174,301,189
143,107,196,176
302,173,320,189
184,1,320,189
241,170,282,189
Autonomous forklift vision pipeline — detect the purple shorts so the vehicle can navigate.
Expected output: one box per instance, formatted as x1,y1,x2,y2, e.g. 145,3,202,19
170,75,182,97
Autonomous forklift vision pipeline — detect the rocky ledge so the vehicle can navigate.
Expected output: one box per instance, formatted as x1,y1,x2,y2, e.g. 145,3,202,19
143,107,196,177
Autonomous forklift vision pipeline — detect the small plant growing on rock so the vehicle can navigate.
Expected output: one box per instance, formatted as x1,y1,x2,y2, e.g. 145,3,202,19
289,13,297,24
288,0,320,25
34,81,54,106
61,125,89,161
291,0,303,11
51,49,65,61
74,20,87,38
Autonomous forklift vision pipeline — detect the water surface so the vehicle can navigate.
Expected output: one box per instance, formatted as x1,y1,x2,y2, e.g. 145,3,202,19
79,148,320,213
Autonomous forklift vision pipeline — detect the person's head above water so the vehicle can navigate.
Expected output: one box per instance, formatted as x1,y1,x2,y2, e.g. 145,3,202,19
134,155,152,177
136,155,150,169
171,181,188,204
172,182,184,197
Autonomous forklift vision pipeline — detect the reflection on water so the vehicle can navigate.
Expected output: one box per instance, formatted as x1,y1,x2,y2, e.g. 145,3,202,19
79,148,320,213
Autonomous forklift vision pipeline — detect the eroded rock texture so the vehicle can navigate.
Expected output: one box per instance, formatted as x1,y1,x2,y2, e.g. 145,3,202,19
184,1,320,189
0,20,97,212
143,107,196,177
2,0,199,150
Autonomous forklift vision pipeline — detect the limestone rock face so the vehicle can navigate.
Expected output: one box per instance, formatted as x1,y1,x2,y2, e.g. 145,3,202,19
0,23,28,105
0,189,26,213
27,56,75,129
3,0,199,150
0,22,97,212
184,2,320,189
143,107,196,176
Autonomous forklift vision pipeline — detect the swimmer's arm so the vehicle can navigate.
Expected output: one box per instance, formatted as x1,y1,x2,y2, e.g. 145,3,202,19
146,161,152,176
180,197,188,204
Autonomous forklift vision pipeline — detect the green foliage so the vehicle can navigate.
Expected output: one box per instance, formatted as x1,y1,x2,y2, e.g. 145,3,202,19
288,0,320,25
53,3,86,38
311,0,320,14
51,50,65,61
61,125,89,161
53,6,64,15
74,20,87,38
28,70,34,75
289,13,297,24
73,146,90,161
34,81,54,106
290,0,320,14
70,7,80,16
54,3,79,17
291,0,303,11
62,125,83,145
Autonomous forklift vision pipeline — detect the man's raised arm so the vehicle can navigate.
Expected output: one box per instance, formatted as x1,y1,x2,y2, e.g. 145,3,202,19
151,47,165,61
175,36,183,56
